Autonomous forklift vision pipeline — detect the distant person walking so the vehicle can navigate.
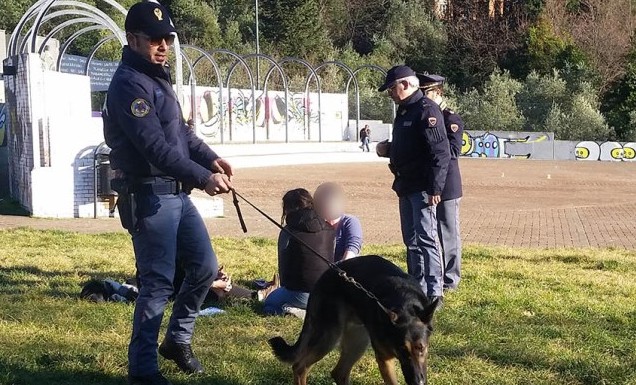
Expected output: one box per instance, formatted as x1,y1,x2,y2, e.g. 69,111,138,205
359,125,371,152
418,73,463,291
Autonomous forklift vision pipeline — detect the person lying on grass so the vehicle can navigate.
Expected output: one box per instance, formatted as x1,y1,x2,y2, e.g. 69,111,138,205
263,188,336,317
81,267,279,307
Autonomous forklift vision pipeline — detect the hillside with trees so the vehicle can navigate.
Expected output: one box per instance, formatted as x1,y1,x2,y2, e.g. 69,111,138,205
1,0,635,141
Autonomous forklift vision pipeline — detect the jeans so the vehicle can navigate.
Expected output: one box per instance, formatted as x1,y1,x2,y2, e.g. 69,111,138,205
263,286,309,315
398,191,444,297
128,192,217,376
437,198,462,290
361,137,370,152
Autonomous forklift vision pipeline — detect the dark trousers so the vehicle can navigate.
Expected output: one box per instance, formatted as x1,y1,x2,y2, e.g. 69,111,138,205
128,192,217,377
398,191,444,297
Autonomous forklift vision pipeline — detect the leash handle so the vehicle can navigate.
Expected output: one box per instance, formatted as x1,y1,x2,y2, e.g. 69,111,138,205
231,189,248,233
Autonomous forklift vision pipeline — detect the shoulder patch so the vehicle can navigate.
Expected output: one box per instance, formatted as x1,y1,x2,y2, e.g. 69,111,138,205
131,98,151,117
450,123,459,132
428,117,437,127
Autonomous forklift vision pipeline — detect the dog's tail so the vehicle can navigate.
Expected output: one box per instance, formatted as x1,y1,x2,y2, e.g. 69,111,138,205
268,336,298,363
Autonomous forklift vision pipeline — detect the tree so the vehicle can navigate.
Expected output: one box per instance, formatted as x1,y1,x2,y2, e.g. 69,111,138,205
600,42,636,142
383,0,448,74
443,0,536,89
260,0,333,62
517,70,568,130
456,70,525,131
168,0,223,51
319,0,391,54
0,0,32,32
556,92,612,140
542,0,635,93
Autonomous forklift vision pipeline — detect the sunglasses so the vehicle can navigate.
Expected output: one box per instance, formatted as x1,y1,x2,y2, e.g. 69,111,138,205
134,33,175,47
386,80,404,94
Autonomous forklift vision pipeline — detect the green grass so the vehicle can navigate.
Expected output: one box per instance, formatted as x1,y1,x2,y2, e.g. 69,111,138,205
0,228,635,385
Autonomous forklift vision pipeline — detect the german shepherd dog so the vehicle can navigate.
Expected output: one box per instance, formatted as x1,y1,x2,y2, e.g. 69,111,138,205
269,256,440,385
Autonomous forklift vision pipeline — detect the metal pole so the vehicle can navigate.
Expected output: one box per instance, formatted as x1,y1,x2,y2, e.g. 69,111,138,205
255,0,260,88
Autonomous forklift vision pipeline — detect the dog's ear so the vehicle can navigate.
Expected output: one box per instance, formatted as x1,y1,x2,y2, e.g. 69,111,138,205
388,310,400,325
418,297,441,324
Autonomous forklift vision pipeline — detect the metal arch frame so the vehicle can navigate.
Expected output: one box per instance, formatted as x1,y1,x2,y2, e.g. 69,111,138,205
314,61,361,140
84,34,118,76
209,49,256,143
229,53,289,143
346,65,397,137
38,17,100,54
28,0,125,54
182,45,226,143
9,0,55,56
21,9,122,54
56,25,111,71
276,57,323,142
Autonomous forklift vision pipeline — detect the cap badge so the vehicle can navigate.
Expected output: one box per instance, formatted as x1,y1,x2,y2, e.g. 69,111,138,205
154,8,163,21
131,98,151,117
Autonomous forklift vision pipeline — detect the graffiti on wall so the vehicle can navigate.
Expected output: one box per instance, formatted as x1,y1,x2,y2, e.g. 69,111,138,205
461,131,550,159
0,104,6,147
575,141,636,162
180,86,346,142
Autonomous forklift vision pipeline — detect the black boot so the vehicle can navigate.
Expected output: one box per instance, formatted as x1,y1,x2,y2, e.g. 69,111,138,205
159,338,204,374
128,372,173,385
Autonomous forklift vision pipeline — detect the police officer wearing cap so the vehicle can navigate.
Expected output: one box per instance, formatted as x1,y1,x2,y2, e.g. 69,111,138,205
376,65,451,300
418,73,463,291
103,3,233,385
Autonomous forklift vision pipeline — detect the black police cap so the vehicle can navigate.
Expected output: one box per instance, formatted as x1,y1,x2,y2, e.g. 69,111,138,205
417,73,445,91
125,2,176,39
378,65,417,92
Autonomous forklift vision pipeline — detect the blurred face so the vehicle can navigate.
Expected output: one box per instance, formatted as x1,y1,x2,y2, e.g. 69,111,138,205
315,192,344,222
387,79,415,104
425,88,443,105
127,32,174,65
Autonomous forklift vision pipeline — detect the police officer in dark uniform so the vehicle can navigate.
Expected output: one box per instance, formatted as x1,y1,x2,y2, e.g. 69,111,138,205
103,3,233,385
376,66,451,300
418,73,463,291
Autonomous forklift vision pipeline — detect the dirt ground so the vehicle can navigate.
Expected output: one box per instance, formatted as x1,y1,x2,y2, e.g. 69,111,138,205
1,159,635,248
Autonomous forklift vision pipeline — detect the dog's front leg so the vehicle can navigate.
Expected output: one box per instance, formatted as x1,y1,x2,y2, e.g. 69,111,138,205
376,357,399,385
293,366,309,385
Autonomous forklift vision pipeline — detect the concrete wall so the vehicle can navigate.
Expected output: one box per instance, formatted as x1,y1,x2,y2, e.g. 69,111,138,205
347,119,392,142
180,86,349,144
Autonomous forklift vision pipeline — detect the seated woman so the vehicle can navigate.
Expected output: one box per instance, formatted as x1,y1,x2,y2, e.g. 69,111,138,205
263,188,336,315
314,182,363,262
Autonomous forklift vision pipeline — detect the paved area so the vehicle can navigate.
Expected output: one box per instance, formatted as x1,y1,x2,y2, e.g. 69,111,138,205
1,158,635,248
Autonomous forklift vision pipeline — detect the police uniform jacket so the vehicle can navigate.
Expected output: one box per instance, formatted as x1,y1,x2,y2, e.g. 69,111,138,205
441,108,464,201
389,90,451,197
104,46,218,189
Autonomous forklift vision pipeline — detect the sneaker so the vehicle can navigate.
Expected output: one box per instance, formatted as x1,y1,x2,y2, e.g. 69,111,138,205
270,273,280,288
158,338,204,374
282,306,307,320
128,373,173,385
258,274,281,301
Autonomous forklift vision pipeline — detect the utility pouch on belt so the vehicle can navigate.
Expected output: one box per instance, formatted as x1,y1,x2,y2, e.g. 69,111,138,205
111,178,138,232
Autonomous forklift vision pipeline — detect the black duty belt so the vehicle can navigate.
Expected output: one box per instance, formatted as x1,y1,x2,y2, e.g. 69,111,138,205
129,176,182,195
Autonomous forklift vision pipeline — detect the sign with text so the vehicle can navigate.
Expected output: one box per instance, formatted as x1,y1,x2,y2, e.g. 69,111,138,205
59,54,119,92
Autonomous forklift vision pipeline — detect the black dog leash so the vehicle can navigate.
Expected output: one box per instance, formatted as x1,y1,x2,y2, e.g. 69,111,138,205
231,189,248,233
230,189,391,316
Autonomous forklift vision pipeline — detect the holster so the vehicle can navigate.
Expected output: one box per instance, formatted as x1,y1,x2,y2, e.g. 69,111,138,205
111,178,138,232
